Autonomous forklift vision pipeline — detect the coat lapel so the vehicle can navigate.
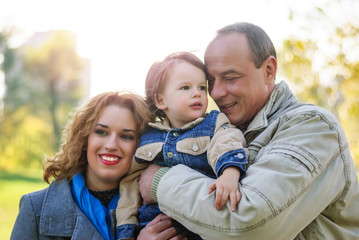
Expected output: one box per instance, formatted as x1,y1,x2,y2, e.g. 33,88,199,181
39,179,103,239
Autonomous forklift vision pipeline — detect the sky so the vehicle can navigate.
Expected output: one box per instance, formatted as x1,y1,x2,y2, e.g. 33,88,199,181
0,0,357,99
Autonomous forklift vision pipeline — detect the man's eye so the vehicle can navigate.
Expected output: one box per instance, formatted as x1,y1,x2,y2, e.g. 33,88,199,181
224,75,241,81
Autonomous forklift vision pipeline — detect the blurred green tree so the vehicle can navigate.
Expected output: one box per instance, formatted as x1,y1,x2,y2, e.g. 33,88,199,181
0,30,87,170
23,31,85,148
279,0,359,168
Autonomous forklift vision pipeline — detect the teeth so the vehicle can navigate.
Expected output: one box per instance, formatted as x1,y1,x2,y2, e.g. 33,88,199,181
102,156,119,161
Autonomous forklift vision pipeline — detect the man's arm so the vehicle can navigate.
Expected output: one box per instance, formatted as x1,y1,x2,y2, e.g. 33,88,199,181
140,108,359,239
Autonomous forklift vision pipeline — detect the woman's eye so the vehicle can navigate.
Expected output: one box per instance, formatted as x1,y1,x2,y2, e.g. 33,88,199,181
121,135,135,141
95,129,106,135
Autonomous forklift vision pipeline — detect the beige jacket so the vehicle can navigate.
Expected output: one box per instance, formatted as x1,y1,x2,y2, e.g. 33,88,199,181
153,81,359,240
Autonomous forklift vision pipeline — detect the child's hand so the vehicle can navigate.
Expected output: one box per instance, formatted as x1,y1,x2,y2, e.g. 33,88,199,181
208,167,241,212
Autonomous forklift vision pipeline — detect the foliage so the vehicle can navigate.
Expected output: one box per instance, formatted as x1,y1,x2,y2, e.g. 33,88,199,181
23,31,85,147
279,0,359,168
0,30,86,171
0,106,54,170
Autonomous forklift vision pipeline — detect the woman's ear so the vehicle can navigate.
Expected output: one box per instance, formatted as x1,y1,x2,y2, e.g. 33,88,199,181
154,93,167,110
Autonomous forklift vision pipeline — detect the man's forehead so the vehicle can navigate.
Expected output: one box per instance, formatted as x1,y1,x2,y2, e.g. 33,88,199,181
205,34,251,71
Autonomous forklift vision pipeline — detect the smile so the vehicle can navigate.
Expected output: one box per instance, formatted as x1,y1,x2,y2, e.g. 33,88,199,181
101,156,120,161
99,154,122,165
221,102,236,108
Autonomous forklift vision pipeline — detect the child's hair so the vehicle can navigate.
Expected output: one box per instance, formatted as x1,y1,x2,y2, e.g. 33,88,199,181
145,52,206,120
43,91,151,183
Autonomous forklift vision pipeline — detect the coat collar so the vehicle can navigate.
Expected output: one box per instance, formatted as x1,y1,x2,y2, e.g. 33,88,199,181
149,115,206,131
39,179,103,239
245,81,298,136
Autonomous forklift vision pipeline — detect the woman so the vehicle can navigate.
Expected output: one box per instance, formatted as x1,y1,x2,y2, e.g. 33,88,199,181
11,91,185,240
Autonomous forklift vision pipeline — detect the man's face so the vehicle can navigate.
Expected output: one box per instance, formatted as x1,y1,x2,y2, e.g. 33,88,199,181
205,33,275,129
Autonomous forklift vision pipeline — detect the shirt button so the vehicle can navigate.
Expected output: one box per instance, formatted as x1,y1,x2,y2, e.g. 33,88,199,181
147,151,152,158
173,132,179,137
237,153,244,159
192,144,199,152
167,152,174,158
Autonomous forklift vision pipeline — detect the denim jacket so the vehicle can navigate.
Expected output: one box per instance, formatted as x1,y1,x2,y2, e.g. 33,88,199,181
135,110,247,177
11,179,114,240
115,110,248,238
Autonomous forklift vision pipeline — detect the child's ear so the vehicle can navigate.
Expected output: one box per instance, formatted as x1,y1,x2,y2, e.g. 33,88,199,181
154,93,167,110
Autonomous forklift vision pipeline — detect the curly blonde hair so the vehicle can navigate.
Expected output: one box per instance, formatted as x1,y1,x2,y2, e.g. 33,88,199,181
43,91,151,183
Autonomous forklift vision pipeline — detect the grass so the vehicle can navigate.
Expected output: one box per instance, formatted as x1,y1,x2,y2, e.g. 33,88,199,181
0,168,48,239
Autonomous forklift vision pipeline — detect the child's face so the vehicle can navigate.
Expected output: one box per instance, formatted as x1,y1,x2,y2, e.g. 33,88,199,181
156,61,208,128
86,105,137,190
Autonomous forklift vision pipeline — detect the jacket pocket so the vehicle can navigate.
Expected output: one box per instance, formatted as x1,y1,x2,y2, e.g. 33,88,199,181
267,142,320,174
176,136,210,156
135,142,163,161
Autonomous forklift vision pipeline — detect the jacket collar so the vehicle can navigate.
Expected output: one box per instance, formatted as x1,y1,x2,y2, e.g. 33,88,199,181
39,179,103,239
149,115,205,131
246,81,298,134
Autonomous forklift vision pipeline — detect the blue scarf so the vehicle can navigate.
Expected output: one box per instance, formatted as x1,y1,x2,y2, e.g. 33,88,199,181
71,173,119,240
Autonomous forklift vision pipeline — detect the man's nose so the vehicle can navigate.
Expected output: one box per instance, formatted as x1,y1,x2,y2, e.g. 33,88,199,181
209,79,226,100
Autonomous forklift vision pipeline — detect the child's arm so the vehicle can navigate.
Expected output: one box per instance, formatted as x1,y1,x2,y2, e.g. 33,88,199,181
206,112,247,212
208,166,241,212
116,160,149,240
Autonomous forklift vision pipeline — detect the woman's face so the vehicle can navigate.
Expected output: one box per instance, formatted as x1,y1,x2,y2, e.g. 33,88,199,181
86,104,137,191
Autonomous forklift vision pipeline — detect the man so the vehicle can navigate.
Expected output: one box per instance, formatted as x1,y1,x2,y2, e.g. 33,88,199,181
139,22,359,239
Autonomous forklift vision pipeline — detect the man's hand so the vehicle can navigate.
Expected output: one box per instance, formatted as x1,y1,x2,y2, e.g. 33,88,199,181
137,214,187,240
139,164,163,204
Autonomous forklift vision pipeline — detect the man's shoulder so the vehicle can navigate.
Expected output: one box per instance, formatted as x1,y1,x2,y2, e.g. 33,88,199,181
284,103,338,123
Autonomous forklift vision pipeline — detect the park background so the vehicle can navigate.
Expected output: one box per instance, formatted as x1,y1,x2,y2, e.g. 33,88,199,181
1,0,359,238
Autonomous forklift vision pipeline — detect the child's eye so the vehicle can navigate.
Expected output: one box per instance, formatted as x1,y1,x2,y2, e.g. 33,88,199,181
180,86,189,90
199,86,207,91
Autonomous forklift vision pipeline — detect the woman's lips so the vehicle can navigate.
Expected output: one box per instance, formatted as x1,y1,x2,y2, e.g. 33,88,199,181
99,154,121,166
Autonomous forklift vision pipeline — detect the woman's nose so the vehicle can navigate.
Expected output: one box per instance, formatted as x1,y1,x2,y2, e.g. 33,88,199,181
105,134,118,151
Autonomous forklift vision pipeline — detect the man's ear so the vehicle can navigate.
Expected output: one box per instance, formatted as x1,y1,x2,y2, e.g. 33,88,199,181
154,93,167,110
263,56,277,81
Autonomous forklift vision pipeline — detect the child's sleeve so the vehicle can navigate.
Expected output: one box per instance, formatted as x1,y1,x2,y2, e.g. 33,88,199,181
207,112,248,178
116,159,149,240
